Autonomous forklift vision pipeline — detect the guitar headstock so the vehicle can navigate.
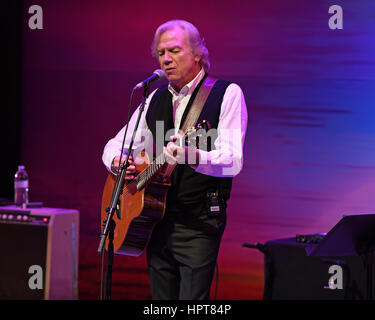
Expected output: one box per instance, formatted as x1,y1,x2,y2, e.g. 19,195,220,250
196,120,212,132
185,120,212,149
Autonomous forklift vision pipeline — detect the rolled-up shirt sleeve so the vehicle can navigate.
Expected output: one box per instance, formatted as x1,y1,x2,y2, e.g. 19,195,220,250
193,83,248,177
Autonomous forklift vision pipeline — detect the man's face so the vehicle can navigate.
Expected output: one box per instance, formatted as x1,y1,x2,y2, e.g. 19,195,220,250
157,27,201,91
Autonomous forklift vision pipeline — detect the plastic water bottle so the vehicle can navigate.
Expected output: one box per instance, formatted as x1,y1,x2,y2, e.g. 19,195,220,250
14,165,29,207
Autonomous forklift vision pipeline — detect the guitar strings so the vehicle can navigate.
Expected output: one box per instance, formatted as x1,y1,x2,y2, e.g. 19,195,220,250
120,129,201,196
119,152,165,199
135,153,166,186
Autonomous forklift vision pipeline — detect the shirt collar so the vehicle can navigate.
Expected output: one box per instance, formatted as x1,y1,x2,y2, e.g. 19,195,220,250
168,68,206,98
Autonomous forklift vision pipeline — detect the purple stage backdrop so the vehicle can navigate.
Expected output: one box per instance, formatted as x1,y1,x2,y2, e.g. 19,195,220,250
20,0,375,299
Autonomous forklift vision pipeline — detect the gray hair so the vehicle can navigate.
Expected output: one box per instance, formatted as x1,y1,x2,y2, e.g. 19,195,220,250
151,20,210,72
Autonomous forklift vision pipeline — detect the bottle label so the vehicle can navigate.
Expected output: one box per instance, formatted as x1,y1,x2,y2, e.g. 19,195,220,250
15,180,29,188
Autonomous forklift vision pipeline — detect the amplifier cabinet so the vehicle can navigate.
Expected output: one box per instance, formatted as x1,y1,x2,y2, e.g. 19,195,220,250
0,206,79,300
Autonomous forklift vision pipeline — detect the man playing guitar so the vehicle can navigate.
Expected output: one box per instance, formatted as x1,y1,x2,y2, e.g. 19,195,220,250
102,19,247,300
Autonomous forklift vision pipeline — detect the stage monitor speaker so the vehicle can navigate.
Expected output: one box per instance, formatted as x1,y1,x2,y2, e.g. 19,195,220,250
0,206,79,300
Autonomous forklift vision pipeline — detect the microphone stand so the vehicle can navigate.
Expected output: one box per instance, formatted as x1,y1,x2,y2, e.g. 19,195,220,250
97,83,151,300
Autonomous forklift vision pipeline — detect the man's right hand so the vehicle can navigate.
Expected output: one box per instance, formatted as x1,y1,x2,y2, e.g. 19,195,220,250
111,155,136,180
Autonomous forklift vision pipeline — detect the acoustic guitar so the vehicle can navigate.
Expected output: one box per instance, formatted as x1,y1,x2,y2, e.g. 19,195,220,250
101,121,210,256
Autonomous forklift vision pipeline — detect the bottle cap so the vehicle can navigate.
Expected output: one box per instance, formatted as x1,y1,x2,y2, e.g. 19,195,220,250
18,165,25,170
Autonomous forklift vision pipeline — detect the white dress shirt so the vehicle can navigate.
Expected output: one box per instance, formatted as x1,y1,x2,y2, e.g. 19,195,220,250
102,68,248,177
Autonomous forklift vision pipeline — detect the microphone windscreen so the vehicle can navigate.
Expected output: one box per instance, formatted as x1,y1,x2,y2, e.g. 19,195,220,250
153,69,165,80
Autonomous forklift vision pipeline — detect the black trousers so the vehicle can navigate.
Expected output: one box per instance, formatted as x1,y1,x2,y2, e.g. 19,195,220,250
146,205,226,300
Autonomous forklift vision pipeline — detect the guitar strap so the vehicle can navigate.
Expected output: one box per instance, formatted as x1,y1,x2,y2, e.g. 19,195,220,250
180,75,218,134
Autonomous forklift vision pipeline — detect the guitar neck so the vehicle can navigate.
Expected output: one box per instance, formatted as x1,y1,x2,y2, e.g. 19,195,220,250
135,152,167,190
133,131,195,190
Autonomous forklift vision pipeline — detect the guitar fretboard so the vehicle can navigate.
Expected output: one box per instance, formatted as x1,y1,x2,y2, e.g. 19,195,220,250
135,153,166,190
130,124,206,191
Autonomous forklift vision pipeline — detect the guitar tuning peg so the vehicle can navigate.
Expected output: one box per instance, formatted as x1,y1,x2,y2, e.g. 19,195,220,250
204,120,212,130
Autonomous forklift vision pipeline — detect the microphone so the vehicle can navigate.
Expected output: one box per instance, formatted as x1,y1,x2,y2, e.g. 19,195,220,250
133,69,165,90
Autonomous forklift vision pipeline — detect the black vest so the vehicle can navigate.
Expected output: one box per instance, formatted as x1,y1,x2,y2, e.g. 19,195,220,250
145,75,233,213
